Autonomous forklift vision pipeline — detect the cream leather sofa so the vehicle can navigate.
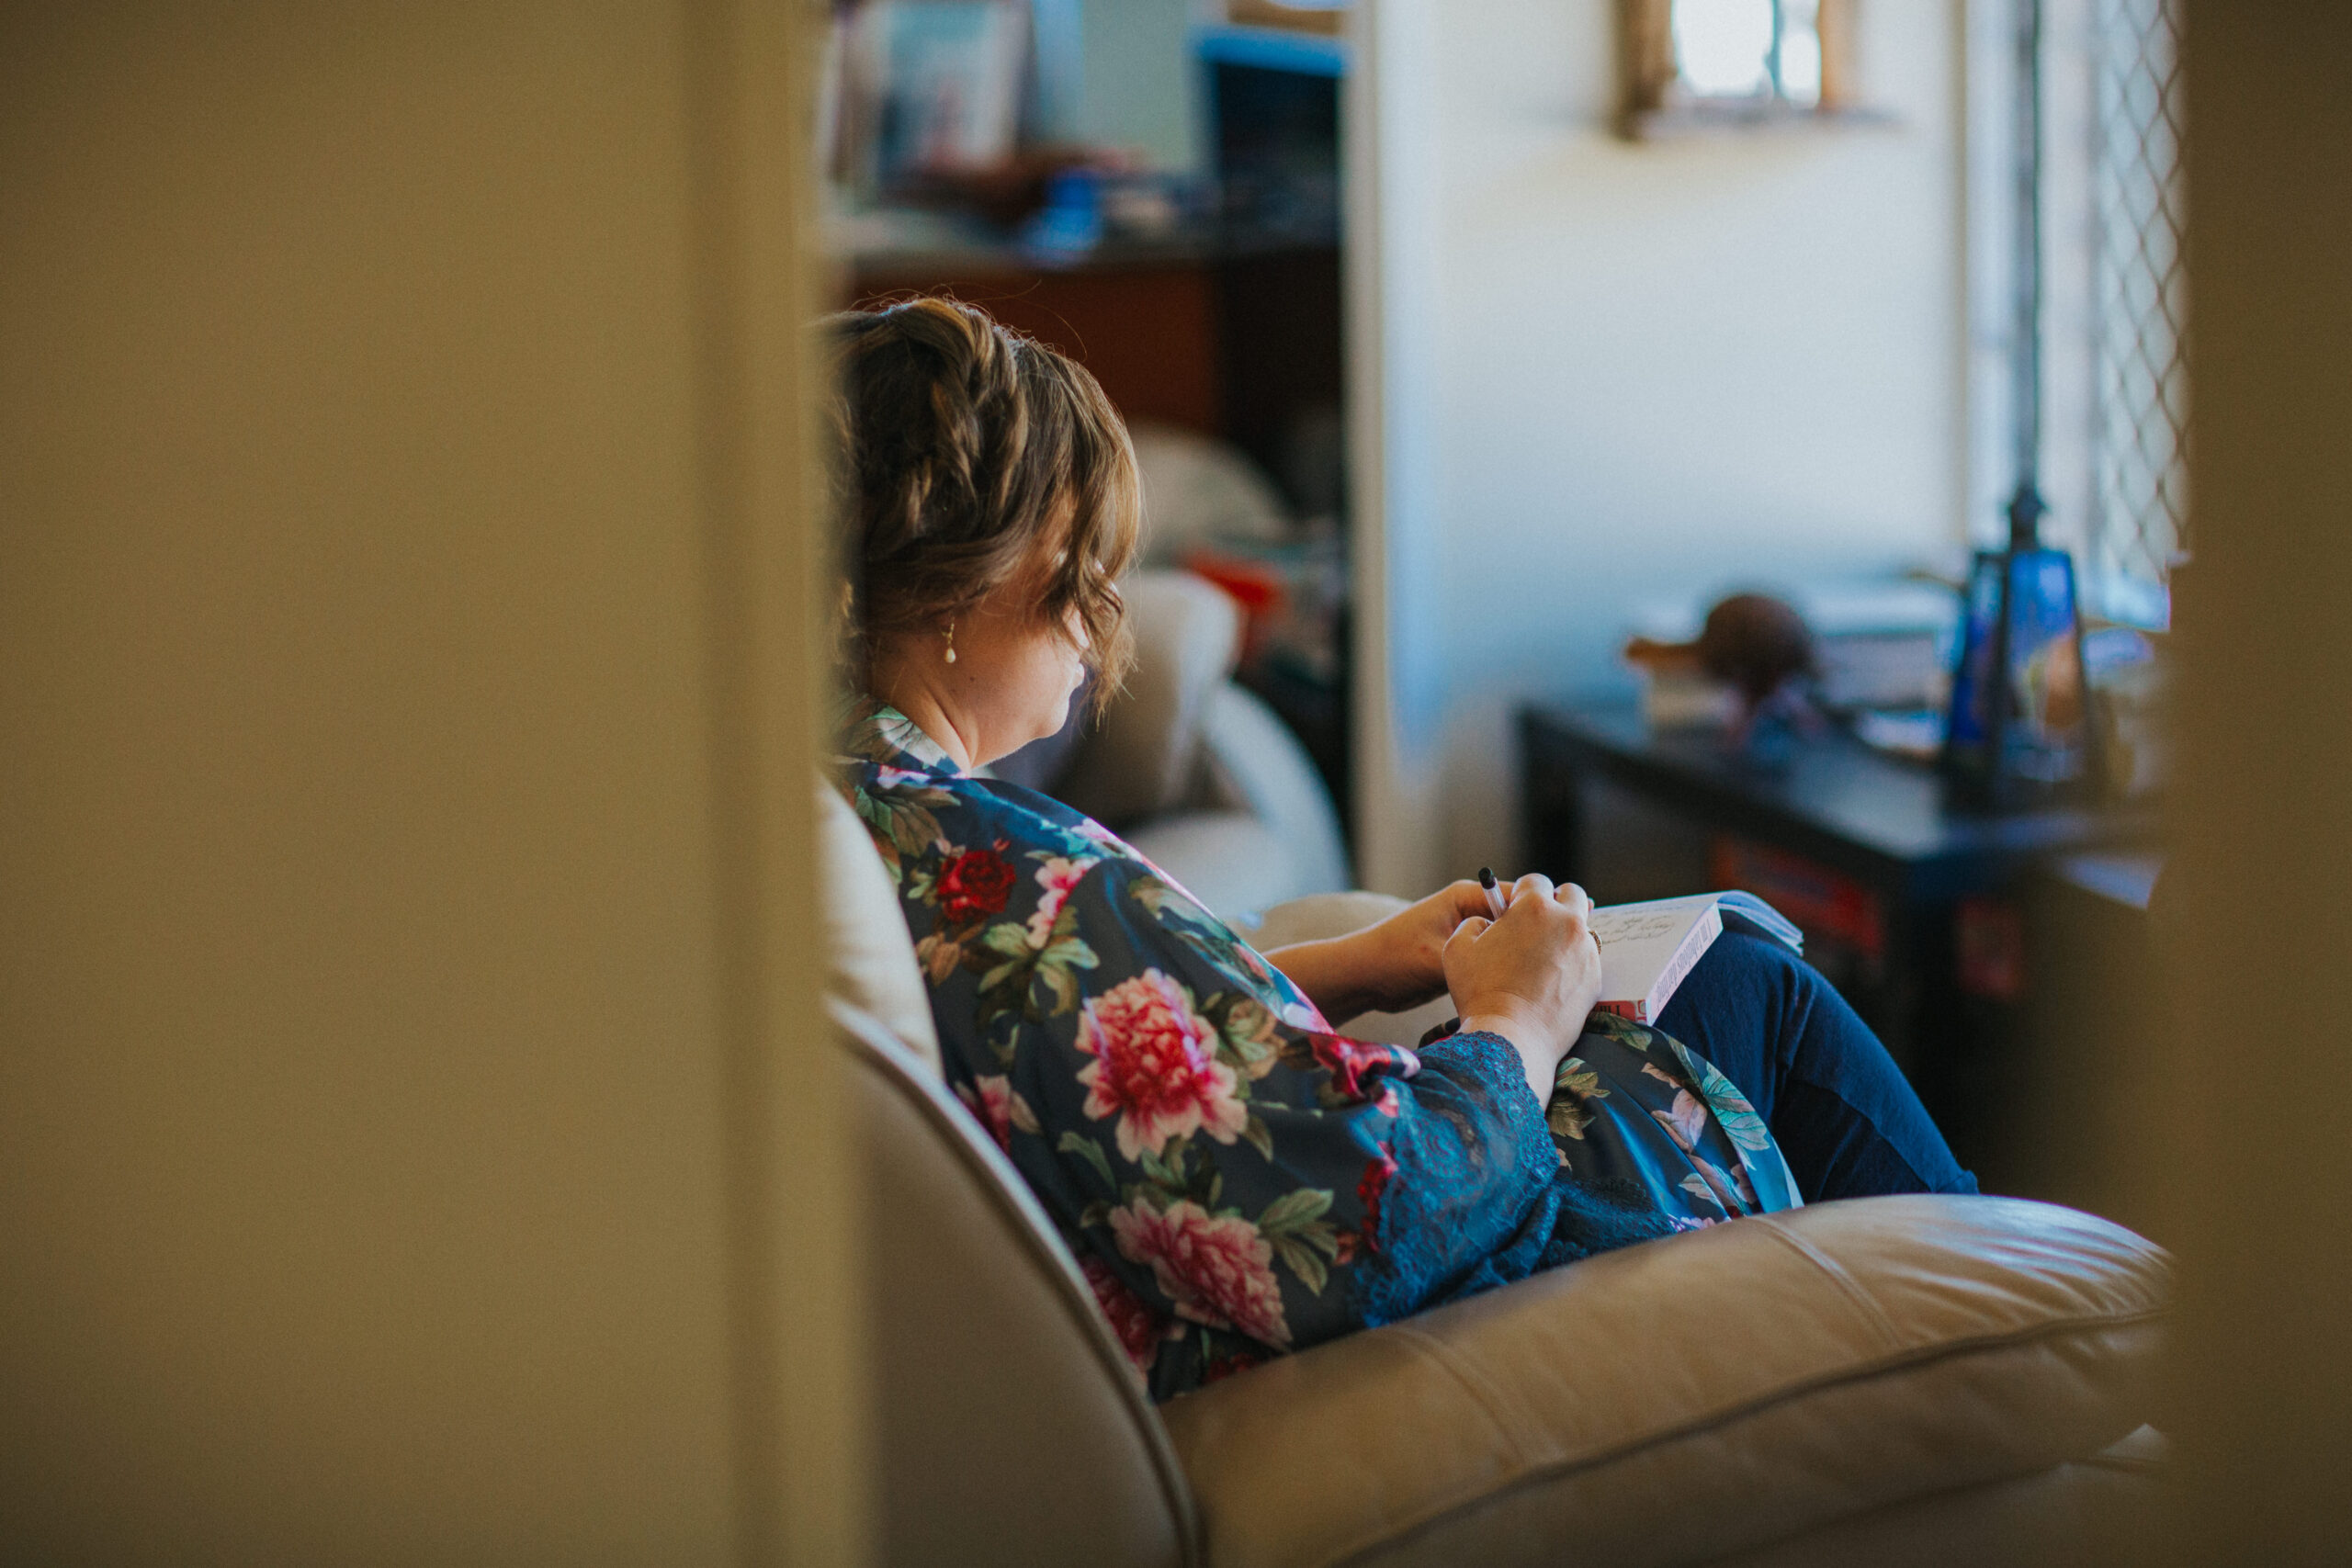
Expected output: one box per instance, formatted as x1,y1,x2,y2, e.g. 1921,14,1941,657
820,785,2169,1567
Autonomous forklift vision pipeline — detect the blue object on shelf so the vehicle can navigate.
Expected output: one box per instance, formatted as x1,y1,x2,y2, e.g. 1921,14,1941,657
1193,24,1349,78
1942,547,2093,805
1019,167,1105,265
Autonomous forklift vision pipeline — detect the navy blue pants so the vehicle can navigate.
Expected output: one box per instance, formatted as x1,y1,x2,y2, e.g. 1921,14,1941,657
1653,931,1979,1201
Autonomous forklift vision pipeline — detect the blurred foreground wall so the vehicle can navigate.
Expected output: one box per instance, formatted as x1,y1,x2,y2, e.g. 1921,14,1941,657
1,4,850,1562
2141,3,2352,1560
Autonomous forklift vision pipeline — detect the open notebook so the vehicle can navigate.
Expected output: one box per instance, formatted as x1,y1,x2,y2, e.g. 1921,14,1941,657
1589,892,1804,1024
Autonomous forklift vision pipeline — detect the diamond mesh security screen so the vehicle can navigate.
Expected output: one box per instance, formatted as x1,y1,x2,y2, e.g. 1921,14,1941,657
2086,0,2187,586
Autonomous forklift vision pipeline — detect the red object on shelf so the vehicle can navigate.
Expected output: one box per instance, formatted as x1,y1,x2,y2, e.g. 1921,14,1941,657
1709,836,1886,963
1182,551,1287,663
1954,897,2027,1001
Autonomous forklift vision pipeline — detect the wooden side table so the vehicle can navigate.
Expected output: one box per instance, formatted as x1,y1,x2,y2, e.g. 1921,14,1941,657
1518,699,2157,1164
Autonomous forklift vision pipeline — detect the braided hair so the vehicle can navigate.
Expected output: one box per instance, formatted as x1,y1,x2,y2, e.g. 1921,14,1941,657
824,297,1139,713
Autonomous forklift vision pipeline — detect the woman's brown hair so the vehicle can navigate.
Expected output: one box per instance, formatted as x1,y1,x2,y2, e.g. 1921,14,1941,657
825,297,1139,711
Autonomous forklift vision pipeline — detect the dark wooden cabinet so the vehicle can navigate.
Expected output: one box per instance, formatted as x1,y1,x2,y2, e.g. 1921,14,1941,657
1520,698,2158,1176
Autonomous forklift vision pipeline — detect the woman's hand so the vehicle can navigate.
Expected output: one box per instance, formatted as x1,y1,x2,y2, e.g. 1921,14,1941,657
1352,879,1500,1015
1443,874,1603,1107
1262,880,1496,1026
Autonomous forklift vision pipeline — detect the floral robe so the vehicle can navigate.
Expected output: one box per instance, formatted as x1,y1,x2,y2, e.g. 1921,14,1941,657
841,705,1801,1401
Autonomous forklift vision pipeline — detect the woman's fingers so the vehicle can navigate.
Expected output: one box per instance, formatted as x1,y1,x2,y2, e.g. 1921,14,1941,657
1509,871,1556,908
1552,880,1592,922
1445,878,1498,922
1444,915,1491,954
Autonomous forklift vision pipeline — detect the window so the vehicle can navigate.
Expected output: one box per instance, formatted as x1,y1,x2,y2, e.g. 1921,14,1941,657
2086,0,2186,592
1966,0,2184,621
1618,0,1860,137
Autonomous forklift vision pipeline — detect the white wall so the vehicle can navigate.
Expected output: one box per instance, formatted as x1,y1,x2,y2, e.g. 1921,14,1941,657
1358,0,1968,893
1074,0,1202,171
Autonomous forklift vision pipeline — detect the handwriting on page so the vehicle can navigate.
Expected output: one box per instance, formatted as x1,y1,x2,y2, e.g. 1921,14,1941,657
1591,912,1682,948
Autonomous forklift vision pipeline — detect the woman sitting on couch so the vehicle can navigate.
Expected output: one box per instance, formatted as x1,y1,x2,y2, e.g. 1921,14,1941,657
831,298,1976,1401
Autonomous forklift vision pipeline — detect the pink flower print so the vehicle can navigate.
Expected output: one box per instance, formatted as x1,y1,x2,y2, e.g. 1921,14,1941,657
872,764,930,790
1110,1199,1292,1348
1652,1089,1709,1152
1024,855,1099,946
954,1074,1035,1152
1076,970,1249,1161
1081,1254,1178,1377
1204,1351,1264,1385
1311,1034,1395,1101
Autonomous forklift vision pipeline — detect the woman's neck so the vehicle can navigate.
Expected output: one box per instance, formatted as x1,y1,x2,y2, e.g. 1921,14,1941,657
870,666,981,773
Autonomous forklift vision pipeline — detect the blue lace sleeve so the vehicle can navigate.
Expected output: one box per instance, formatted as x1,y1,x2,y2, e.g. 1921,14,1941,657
1348,1029,1567,1325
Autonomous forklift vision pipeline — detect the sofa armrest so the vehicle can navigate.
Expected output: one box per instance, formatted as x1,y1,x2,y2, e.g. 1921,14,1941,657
1160,1194,2166,1568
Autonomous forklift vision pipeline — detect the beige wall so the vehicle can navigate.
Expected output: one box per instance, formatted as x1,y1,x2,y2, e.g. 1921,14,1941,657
2142,4,2352,1560
1,4,853,1562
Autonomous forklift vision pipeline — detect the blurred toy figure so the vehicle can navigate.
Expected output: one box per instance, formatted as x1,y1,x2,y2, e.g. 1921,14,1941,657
1624,592,1824,753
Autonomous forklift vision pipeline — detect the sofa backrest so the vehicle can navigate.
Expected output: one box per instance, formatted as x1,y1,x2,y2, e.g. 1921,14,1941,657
816,780,940,1076
839,1002,1198,1567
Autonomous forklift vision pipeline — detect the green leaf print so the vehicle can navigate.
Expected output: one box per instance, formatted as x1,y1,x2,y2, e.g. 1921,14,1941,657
1129,874,1233,951
1127,876,1177,919
1137,1142,1188,1190
1036,962,1080,1016
1548,1098,1595,1142
1668,1038,1773,1152
1679,1171,1729,1215
854,787,944,868
1272,1232,1331,1296
1057,1131,1116,1192
1240,1113,1276,1162
1215,996,1283,1075
1583,1012,1655,1053
981,921,1034,957
1256,1187,1334,1236
1547,1056,1607,1141
1553,1057,1606,1099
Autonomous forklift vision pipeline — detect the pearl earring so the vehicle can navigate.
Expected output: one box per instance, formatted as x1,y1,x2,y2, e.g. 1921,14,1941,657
943,621,957,664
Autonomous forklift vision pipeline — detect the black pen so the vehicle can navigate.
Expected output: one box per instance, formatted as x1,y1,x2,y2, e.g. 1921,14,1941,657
1476,865,1509,919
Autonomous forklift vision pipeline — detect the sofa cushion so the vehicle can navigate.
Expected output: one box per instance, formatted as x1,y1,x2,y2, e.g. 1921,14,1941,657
1694,1428,2160,1568
1160,1194,2166,1568
816,780,940,1077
